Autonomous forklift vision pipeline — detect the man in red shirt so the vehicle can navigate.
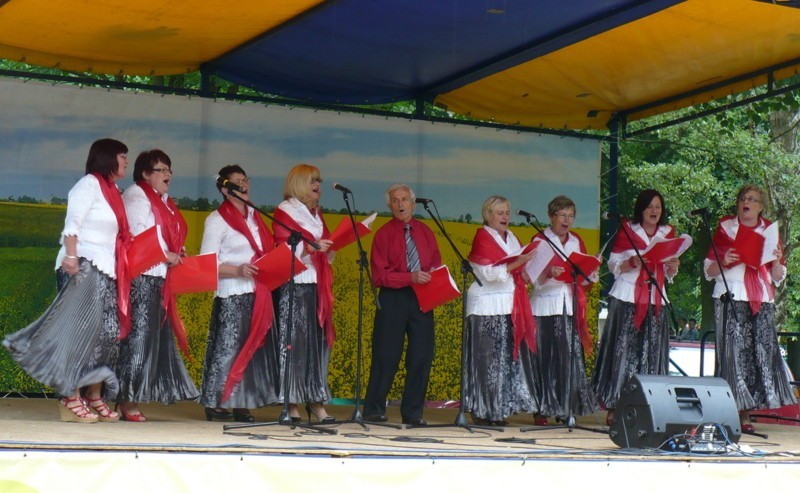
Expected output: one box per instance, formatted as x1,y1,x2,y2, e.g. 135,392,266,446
363,184,442,426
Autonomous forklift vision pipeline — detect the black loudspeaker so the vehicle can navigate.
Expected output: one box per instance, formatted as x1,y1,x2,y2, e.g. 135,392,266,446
609,375,741,449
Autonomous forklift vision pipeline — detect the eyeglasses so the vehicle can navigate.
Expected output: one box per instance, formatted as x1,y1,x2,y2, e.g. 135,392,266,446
311,178,323,184
232,177,250,186
739,196,761,203
151,167,172,174
554,213,575,220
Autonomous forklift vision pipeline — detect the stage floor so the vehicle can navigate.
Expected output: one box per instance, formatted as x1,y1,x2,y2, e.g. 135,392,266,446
1,397,799,461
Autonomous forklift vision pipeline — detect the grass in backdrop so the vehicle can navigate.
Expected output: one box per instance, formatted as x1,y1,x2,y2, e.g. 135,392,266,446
0,202,600,401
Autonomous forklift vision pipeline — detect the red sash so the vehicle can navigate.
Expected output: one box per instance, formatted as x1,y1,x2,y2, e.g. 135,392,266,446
217,200,276,402
136,181,190,356
91,173,132,337
534,230,594,354
468,227,536,358
612,221,674,331
707,216,778,315
273,207,335,347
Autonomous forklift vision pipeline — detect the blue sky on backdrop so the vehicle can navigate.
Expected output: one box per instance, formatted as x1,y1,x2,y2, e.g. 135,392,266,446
0,79,600,227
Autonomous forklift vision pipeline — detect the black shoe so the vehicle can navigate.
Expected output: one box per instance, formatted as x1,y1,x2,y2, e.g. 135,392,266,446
204,407,233,421
472,416,492,426
402,417,428,426
306,403,336,423
233,408,255,423
364,414,388,422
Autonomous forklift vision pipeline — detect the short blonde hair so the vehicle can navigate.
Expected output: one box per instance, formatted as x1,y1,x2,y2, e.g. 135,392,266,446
736,184,767,214
283,163,321,204
385,184,415,207
481,195,509,224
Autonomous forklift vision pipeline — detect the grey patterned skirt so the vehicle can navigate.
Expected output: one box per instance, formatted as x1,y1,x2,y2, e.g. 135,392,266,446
275,283,331,404
200,293,280,408
115,275,199,404
3,259,119,398
715,299,796,411
591,296,670,409
464,314,538,421
534,311,597,418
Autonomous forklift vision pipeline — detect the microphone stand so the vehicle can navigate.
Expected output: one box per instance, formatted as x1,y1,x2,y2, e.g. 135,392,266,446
518,213,604,434
330,189,401,430
418,200,501,432
221,188,336,435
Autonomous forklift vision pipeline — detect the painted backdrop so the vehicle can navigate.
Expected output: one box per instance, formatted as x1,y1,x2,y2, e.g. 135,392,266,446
0,78,600,400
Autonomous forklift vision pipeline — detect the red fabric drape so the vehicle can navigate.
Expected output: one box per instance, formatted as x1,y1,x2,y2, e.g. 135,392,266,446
92,173,133,337
136,181,190,356
467,227,536,358
272,207,335,347
218,200,275,403
706,216,780,315
534,231,594,354
611,220,675,330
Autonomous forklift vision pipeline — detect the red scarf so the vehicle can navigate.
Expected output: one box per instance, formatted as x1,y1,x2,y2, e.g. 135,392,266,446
218,199,276,402
535,230,593,354
136,181,190,357
468,227,536,358
273,206,335,347
611,220,674,331
92,173,133,337
707,216,779,315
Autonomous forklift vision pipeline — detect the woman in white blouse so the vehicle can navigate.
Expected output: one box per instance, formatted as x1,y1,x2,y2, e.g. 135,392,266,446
4,138,129,423
530,196,599,425
116,150,199,422
703,184,795,432
592,189,679,425
465,195,538,426
272,164,336,423
199,164,280,422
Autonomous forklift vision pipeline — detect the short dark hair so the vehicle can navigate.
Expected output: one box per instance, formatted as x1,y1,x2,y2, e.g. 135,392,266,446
85,138,128,179
216,164,247,194
632,189,668,226
133,149,171,181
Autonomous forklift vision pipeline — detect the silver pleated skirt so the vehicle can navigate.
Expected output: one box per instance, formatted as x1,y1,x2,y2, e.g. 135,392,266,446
199,293,280,408
115,275,199,404
591,296,670,409
715,299,796,411
534,311,597,418
463,314,538,421
3,259,119,398
275,283,331,404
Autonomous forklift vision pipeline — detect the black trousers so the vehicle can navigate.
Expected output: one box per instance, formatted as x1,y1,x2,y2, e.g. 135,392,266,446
363,287,434,420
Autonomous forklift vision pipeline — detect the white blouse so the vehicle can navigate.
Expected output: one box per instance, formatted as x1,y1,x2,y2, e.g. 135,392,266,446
200,207,265,298
55,174,119,277
122,183,174,278
531,228,597,316
607,223,677,304
466,226,519,316
276,197,334,285
703,216,785,302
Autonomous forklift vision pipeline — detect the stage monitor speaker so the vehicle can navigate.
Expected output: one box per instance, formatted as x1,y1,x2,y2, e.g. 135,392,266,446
609,374,741,449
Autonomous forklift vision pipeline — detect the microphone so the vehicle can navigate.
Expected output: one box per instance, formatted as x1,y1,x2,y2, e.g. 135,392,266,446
415,197,433,205
215,175,244,193
686,207,709,218
332,182,352,194
517,209,535,219
601,211,621,220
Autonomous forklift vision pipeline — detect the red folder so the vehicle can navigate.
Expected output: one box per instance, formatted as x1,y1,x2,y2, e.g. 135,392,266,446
492,241,539,266
253,243,308,291
329,212,377,251
411,265,461,313
168,253,218,294
642,235,692,263
127,226,167,278
553,251,601,282
734,224,767,268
